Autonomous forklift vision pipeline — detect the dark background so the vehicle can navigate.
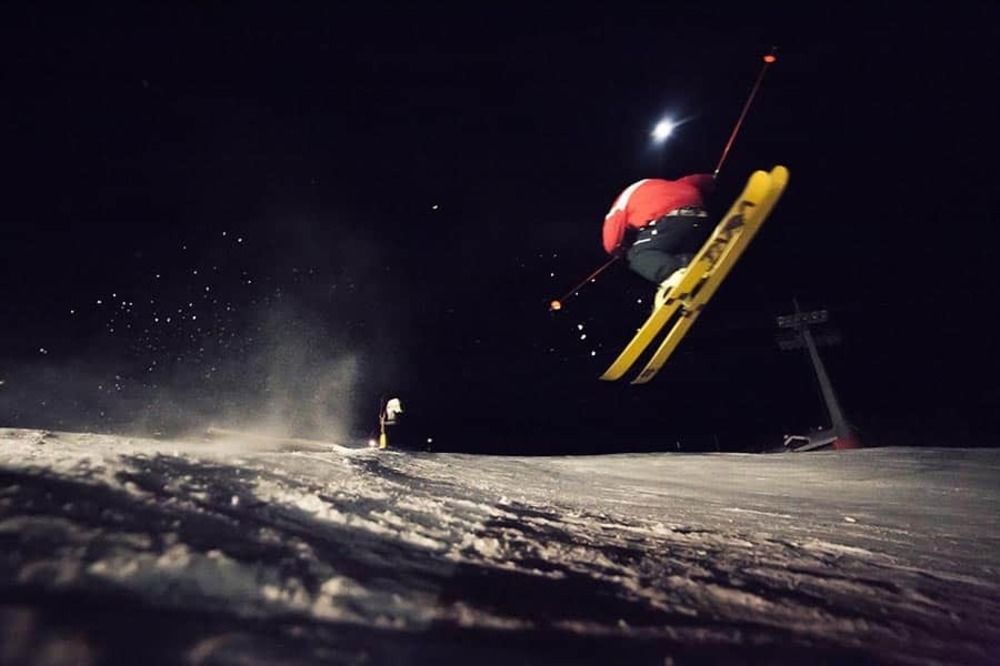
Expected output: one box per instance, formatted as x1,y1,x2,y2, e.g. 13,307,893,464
2,2,997,452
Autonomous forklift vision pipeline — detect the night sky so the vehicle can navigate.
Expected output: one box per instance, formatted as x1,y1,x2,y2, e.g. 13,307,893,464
3,2,998,453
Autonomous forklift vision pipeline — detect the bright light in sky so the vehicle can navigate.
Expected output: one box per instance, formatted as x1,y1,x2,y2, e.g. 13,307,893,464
651,119,675,143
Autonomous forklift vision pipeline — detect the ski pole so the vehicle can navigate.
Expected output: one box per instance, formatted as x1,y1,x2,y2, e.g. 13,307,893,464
713,47,778,178
549,255,619,311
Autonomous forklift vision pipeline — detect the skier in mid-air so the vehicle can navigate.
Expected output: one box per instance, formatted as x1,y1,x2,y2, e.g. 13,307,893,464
602,174,715,309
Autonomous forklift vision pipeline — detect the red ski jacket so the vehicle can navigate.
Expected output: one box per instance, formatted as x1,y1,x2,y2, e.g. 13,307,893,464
602,175,715,254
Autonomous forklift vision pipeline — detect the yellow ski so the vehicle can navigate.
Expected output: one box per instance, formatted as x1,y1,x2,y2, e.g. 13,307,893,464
630,165,789,383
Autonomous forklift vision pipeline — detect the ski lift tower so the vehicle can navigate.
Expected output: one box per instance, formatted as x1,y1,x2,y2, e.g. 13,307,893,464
777,301,861,450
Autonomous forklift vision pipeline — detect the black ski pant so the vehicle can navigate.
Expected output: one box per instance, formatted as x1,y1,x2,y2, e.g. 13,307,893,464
626,214,711,284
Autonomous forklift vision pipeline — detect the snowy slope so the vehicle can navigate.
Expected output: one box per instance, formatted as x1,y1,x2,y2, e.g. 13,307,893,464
1,428,998,665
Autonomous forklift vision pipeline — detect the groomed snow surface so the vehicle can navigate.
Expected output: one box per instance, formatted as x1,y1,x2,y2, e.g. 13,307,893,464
1,428,998,665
